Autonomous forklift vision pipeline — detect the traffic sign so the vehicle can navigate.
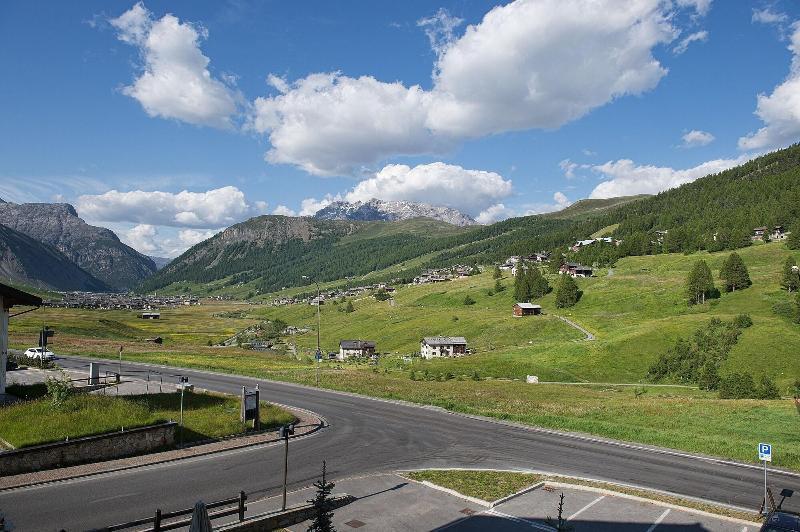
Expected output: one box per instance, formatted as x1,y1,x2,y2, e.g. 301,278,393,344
759,443,772,462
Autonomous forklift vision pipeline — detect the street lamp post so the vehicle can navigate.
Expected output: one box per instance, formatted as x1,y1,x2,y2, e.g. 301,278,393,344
302,275,322,386
178,376,192,446
279,423,295,510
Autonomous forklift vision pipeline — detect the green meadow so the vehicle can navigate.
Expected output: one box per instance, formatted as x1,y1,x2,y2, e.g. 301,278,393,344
0,389,295,449
7,241,800,468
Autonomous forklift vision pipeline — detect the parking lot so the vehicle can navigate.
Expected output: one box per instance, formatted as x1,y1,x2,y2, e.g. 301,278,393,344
239,472,759,531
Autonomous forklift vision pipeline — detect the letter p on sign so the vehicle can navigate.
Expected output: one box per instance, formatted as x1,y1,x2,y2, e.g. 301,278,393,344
759,443,772,462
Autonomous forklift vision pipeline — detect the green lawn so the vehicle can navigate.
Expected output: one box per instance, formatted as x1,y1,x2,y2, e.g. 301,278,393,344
0,388,295,449
405,469,543,501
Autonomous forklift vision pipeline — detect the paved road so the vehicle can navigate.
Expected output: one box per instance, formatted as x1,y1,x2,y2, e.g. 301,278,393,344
1,355,797,530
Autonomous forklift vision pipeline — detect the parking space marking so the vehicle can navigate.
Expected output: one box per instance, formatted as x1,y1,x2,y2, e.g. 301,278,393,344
645,509,671,532
485,508,556,531
567,495,605,521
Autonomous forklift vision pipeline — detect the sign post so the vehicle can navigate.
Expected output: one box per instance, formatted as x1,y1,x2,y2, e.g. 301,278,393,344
759,442,772,514
241,385,260,430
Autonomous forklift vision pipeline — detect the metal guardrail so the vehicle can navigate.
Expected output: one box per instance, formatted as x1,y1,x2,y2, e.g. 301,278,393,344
100,491,247,531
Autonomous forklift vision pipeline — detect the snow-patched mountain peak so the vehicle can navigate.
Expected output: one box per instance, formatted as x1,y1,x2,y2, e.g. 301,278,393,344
313,199,477,227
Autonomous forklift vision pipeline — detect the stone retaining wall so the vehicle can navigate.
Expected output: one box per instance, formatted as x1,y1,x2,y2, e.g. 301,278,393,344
0,422,176,476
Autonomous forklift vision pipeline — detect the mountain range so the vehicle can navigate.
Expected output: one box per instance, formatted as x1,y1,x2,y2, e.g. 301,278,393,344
142,144,800,295
0,200,156,291
314,199,477,226
3,144,800,295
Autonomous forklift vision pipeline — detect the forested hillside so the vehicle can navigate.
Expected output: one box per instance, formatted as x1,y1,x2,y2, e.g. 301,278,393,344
140,145,800,295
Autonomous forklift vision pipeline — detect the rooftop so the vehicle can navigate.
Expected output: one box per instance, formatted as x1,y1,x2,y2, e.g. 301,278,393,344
0,282,42,309
422,336,467,346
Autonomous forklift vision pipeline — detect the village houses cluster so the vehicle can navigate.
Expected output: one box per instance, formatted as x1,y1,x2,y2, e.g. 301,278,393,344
44,292,200,311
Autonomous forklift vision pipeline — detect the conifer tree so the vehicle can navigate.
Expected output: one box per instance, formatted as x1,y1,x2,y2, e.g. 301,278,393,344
782,256,800,292
493,265,502,279
308,461,336,532
686,259,714,305
528,267,551,299
719,252,751,292
494,278,505,293
555,275,579,308
787,224,800,250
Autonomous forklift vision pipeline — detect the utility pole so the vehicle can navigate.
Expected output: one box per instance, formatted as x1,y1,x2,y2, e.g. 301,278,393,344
303,275,322,386
118,345,123,395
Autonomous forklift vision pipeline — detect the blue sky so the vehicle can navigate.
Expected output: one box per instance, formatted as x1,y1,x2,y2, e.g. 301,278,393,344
2,1,800,256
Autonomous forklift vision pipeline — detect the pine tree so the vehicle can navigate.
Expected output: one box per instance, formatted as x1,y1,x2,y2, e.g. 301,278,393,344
492,265,502,279
555,275,579,308
686,259,714,305
787,225,800,250
307,461,336,532
494,278,505,293
795,292,800,324
719,252,751,292
344,300,354,313
782,256,800,292
528,267,550,299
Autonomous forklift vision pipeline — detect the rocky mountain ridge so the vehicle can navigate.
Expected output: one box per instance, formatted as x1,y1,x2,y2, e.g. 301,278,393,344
314,199,478,226
0,201,156,290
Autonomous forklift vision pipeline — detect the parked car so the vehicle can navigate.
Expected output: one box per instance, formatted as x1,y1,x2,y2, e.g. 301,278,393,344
24,347,55,361
761,510,800,531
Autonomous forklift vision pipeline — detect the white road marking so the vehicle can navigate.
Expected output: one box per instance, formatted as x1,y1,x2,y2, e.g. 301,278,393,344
645,509,671,532
485,509,556,531
567,495,605,520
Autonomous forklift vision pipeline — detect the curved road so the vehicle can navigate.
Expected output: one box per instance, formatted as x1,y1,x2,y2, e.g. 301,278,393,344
1,355,797,530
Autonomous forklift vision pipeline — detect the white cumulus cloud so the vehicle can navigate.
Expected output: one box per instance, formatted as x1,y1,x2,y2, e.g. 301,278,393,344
250,0,703,176
344,162,512,216
125,224,160,254
121,224,220,257
77,186,265,228
589,155,752,198
249,73,442,176
110,2,240,128
739,22,800,151
681,129,715,147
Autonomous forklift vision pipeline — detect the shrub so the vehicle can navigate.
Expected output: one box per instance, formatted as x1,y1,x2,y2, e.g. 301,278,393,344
718,373,756,399
471,370,482,381
755,375,781,400
733,314,753,328
463,295,476,306
45,373,73,407
772,301,795,320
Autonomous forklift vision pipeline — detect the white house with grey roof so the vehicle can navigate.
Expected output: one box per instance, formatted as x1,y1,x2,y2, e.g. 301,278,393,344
338,340,376,360
420,336,468,359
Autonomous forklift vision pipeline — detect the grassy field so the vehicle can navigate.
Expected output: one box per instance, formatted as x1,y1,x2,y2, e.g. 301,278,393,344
0,388,295,448
6,242,800,468
404,469,543,501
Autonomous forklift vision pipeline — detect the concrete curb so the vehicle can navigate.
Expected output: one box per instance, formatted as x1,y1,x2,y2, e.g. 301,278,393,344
490,481,546,508
399,467,762,524
0,405,326,492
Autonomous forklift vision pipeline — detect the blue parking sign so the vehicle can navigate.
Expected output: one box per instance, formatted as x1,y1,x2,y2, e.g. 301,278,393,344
759,443,772,462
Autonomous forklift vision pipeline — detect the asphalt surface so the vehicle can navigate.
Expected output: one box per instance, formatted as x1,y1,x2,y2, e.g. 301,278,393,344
1,355,797,531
